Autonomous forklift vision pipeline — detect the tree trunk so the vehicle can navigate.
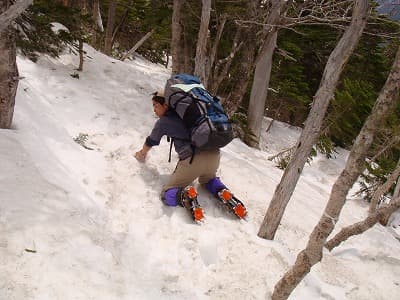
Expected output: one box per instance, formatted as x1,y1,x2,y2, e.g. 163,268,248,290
111,0,133,49
206,14,227,88
104,0,117,56
209,28,243,96
381,178,400,225
0,0,30,129
325,197,400,251
369,159,400,213
77,39,84,71
194,0,211,84
220,0,258,116
272,40,400,300
0,0,32,32
171,0,184,74
258,0,369,241
246,0,283,148
183,30,193,74
121,29,154,61
394,177,400,199
91,0,103,46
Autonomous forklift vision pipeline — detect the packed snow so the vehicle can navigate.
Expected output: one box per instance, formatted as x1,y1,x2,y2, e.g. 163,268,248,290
1,45,400,300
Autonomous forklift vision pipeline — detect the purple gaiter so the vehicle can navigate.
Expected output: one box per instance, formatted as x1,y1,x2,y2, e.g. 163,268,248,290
205,177,227,196
164,187,180,206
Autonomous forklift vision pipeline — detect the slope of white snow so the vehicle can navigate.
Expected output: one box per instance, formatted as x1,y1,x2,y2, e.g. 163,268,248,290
1,45,399,300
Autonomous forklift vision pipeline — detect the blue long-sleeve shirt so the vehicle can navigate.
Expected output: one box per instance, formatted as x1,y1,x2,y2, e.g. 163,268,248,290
145,110,193,160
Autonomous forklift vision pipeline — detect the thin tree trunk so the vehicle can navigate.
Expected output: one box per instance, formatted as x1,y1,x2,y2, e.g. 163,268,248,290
111,0,133,48
121,30,154,61
246,0,283,148
258,0,369,241
77,39,84,71
183,30,193,74
194,0,211,84
369,159,400,212
325,197,400,251
0,0,32,32
272,40,400,300
171,0,184,74
394,177,400,199
91,0,103,46
104,0,117,56
380,172,400,226
206,14,227,87
221,0,258,117
209,28,243,95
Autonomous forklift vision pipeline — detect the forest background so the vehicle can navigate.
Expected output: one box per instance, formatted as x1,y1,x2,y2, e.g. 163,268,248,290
11,0,400,202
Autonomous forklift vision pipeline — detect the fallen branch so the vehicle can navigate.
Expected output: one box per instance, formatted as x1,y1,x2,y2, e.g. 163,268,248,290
325,196,400,251
120,29,154,61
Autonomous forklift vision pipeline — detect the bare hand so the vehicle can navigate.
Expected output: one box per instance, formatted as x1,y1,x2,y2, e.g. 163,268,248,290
134,151,146,162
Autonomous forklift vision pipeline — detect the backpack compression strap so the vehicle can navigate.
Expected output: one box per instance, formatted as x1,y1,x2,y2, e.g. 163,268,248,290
171,83,205,92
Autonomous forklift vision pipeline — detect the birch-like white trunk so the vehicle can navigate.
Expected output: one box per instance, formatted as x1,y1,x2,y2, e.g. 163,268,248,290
194,0,211,84
246,0,282,148
258,0,369,241
272,40,400,300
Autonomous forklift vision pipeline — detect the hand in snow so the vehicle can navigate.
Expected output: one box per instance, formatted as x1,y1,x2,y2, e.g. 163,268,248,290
134,151,146,163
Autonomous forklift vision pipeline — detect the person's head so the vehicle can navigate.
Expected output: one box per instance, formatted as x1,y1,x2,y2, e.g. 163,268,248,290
152,90,168,117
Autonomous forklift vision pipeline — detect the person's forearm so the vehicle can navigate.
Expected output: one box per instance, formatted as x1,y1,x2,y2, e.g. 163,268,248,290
140,144,151,155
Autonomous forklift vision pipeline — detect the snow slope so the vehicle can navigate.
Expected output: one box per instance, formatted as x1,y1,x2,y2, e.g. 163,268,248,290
1,45,400,300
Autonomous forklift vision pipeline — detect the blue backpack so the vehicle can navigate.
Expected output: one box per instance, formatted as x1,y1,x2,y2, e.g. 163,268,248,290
164,74,233,153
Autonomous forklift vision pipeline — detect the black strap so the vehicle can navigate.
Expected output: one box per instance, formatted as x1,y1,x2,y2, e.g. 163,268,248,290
189,145,195,164
168,137,173,163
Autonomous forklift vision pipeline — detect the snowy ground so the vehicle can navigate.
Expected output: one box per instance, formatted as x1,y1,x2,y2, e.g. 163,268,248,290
1,45,400,300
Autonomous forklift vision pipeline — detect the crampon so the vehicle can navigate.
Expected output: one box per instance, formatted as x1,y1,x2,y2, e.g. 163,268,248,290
217,189,247,219
181,186,204,223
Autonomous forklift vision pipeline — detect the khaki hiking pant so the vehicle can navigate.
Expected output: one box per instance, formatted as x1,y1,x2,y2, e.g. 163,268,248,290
162,150,220,193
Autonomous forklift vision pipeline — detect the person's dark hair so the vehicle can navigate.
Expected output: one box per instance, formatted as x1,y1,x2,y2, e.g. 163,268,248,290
152,91,166,105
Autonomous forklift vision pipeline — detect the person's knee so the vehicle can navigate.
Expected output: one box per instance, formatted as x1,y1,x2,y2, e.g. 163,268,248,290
163,187,182,206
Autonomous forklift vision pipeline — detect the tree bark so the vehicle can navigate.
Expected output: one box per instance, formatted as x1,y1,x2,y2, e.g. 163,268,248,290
171,0,184,74
325,197,400,251
91,0,103,46
183,29,193,74
0,0,30,129
369,159,400,213
272,40,400,300
209,28,243,96
194,0,211,84
0,0,32,32
111,0,133,49
258,0,369,241
246,0,283,148
121,29,154,61
220,0,258,117
206,13,227,88
104,0,117,56
77,39,84,71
